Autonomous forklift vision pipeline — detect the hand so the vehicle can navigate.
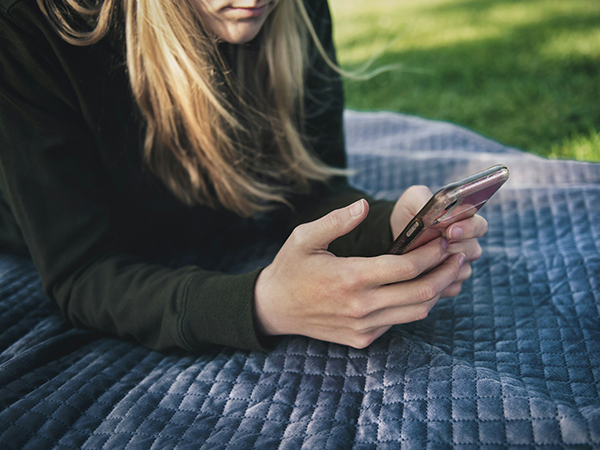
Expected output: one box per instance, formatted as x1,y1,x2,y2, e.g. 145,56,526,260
254,199,466,348
390,186,488,298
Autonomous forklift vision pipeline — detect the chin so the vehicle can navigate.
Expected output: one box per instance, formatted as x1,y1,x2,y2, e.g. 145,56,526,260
223,27,262,44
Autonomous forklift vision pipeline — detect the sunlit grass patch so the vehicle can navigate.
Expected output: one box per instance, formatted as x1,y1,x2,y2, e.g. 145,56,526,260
330,0,600,161
550,129,600,162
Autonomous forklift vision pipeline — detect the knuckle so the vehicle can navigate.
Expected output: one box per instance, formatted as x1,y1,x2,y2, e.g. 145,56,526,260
345,300,370,320
436,242,447,260
415,304,431,321
462,264,472,280
400,259,420,280
416,281,438,302
452,284,463,296
443,283,462,298
453,258,463,277
290,225,309,246
473,243,483,260
417,298,437,321
349,332,375,349
322,210,341,233
343,265,366,290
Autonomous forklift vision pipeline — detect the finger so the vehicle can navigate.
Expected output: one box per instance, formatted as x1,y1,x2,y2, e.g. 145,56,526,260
447,239,482,262
346,236,449,287
440,262,472,298
446,214,488,241
293,199,369,251
399,185,433,215
456,261,472,282
366,252,466,315
346,326,391,350
352,295,440,336
440,281,463,298
391,185,434,239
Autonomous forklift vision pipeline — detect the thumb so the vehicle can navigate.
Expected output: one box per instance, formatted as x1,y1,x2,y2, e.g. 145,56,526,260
298,199,369,251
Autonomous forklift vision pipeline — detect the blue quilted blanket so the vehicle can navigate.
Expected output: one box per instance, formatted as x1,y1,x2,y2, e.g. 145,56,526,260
1,111,599,449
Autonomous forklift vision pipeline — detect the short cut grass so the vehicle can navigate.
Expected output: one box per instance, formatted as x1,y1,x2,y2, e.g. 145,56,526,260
330,0,600,161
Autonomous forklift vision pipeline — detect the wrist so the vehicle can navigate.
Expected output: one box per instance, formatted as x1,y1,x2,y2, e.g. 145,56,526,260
253,265,280,337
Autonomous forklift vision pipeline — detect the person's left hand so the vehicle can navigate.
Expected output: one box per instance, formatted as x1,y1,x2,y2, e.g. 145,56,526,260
390,185,488,298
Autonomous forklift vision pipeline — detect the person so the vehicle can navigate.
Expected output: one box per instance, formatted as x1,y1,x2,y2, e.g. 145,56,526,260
0,0,486,352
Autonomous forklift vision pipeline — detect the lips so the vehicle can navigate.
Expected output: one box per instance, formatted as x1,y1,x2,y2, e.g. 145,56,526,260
224,1,273,18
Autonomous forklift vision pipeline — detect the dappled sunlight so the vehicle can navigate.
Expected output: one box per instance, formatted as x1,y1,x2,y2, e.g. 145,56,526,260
541,29,600,59
331,0,600,61
329,0,600,161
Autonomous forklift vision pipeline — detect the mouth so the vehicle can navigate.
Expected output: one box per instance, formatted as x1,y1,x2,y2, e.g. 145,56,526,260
224,1,274,18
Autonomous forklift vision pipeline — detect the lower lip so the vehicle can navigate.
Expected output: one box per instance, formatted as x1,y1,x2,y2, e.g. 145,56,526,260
227,4,269,18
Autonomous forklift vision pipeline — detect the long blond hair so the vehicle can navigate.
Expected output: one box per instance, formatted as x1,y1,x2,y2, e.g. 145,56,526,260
37,0,346,216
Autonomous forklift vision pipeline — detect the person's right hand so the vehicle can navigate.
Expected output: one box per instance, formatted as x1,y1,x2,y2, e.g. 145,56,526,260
254,199,466,348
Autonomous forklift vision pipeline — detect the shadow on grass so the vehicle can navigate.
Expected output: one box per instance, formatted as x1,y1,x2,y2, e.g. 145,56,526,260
338,2,600,158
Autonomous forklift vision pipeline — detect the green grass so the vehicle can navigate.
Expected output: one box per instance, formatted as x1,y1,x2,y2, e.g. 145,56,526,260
329,0,600,161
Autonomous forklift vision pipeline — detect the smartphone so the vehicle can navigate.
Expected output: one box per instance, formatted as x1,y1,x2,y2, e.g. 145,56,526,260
387,164,509,255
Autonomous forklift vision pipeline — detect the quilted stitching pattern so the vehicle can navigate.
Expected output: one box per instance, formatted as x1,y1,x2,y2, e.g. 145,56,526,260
1,111,599,449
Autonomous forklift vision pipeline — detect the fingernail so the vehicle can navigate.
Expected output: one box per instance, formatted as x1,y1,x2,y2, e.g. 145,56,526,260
450,226,463,240
458,253,466,266
349,199,364,217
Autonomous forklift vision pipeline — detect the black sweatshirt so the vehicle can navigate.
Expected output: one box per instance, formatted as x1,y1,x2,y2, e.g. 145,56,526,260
0,0,394,352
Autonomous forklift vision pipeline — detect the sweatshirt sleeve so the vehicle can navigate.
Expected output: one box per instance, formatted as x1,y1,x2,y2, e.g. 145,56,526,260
0,2,267,352
290,0,395,257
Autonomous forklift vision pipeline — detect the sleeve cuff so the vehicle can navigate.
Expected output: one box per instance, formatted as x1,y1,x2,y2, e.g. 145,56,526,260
179,268,275,352
177,198,394,353
329,199,395,257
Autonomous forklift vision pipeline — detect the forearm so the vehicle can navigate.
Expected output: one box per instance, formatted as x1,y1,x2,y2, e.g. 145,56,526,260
56,252,268,352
